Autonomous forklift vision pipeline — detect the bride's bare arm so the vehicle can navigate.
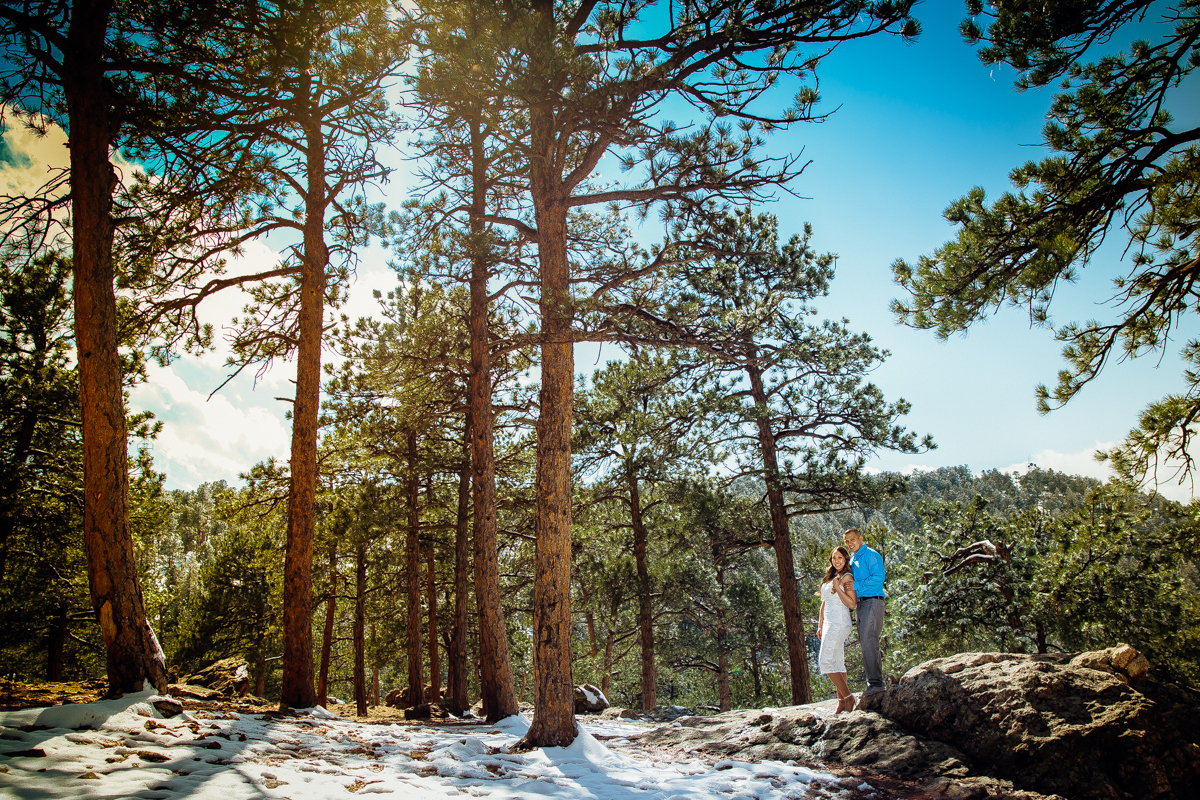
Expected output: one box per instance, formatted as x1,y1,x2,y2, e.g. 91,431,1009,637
834,574,856,610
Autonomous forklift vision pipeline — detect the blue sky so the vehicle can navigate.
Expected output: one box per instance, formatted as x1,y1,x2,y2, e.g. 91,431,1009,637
740,0,1200,497
6,0,1193,500
146,0,1198,500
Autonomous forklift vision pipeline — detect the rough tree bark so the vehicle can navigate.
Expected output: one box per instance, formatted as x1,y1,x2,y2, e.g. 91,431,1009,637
523,171,576,747
601,630,614,697
317,545,337,708
467,111,518,723
406,430,423,706
716,624,732,711
747,363,811,706
64,0,167,697
427,541,440,702
447,451,471,714
628,472,656,711
354,541,367,716
518,0,579,746
279,78,327,711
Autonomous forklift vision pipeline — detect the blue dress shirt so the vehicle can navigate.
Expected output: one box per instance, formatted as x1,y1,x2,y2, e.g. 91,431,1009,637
850,545,886,598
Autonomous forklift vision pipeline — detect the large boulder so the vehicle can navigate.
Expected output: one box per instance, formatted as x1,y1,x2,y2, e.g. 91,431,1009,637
383,684,442,709
167,683,222,701
574,684,609,714
180,658,250,698
869,646,1200,800
636,706,971,779
633,705,1048,798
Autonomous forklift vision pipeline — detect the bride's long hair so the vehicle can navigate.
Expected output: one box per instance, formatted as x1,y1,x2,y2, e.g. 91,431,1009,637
822,545,852,585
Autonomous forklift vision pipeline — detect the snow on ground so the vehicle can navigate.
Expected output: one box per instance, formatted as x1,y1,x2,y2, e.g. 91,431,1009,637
0,691,862,799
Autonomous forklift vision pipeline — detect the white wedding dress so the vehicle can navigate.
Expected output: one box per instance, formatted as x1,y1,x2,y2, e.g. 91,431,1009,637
818,578,853,674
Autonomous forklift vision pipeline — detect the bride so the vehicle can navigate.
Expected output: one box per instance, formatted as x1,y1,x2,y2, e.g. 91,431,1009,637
817,545,857,713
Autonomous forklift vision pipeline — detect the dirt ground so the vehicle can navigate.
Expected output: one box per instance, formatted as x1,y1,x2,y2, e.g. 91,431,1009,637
0,680,489,727
0,678,108,712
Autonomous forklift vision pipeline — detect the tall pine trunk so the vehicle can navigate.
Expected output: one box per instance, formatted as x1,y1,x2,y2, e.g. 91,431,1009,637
426,542,440,702
64,0,166,697
601,630,614,697
279,80,326,710
47,604,68,681
317,545,337,708
354,542,367,716
467,112,518,722
447,449,471,714
406,430,424,705
746,363,811,705
521,7,577,739
524,172,576,747
628,472,656,711
371,623,380,706
716,566,731,712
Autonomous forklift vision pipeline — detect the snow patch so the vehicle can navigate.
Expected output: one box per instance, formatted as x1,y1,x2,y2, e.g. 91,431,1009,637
0,693,855,800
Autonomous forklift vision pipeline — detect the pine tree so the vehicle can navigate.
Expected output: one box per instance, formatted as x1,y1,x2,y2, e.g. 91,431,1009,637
892,0,1200,490
625,209,931,703
575,351,722,710
402,0,919,747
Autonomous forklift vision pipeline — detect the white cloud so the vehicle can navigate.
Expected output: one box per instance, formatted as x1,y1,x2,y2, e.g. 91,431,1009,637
131,363,291,489
999,442,1117,484
1,117,68,195
999,441,1196,503
897,464,938,476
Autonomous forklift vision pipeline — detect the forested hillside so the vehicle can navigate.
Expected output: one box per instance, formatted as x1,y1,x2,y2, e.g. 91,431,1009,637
5,319,1197,710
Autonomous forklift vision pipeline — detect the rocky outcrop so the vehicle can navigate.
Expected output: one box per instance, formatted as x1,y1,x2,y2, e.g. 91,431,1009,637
633,705,1046,798
601,704,695,722
867,646,1200,800
574,684,609,714
179,658,250,698
167,683,222,701
384,684,442,709
632,646,1198,800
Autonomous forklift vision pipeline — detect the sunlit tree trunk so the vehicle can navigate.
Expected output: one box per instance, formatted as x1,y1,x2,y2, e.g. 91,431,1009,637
467,111,518,722
65,0,166,697
448,452,471,714
522,22,577,737
628,472,656,711
746,362,811,705
279,79,327,710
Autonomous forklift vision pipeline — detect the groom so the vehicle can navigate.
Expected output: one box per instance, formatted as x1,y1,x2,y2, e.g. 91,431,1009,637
843,527,885,694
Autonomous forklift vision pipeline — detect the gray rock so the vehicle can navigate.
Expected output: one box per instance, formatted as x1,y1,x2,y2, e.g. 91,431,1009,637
634,705,971,778
180,657,250,698
644,704,695,721
573,684,609,714
873,647,1200,800
150,696,183,717
404,703,431,720
167,683,221,701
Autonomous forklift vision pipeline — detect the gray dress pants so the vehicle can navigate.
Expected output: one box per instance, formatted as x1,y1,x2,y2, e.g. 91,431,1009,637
856,596,885,690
